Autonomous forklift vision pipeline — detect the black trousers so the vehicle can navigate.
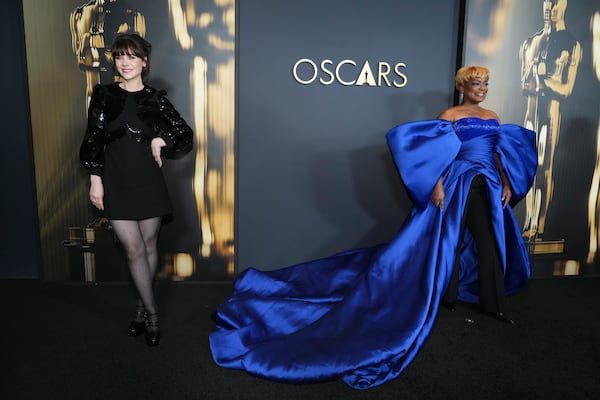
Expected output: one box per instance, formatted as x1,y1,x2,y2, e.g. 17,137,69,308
443,175,505,313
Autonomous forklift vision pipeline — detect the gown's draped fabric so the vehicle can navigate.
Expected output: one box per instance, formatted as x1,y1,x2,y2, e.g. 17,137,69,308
210,118,537,389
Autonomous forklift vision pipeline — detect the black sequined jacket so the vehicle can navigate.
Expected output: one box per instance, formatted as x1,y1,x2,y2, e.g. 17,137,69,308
79,83,193,175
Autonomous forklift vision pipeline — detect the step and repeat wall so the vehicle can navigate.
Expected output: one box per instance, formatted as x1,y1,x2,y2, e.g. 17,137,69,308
22,0,235,281
463,0,600,276
237,0,600,278
17,0,600,281
236,0,461,271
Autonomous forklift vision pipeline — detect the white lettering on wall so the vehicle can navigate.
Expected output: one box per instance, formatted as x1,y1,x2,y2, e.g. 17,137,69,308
293,58,408,88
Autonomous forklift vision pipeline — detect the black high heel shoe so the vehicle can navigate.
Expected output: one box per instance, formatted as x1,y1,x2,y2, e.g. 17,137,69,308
145,312,160,347
128,307,146,336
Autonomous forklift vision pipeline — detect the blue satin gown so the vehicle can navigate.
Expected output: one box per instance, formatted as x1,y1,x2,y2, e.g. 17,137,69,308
210,118,537,389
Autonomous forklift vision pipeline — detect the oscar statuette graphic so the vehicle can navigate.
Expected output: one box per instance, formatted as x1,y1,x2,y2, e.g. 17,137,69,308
70,0,146,109
586,11,600,264
167,0,235,273
520,0,582,254
69,0,236,279
66,1,145,281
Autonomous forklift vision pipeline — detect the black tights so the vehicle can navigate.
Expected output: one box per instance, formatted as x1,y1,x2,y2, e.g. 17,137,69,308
111,217,162,315
443,175,505,313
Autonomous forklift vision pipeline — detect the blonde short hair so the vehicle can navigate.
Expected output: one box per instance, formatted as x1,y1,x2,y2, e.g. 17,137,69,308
455,66,489,90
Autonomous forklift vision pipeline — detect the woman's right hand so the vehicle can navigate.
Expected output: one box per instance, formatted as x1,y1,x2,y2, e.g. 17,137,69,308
431,178,445,210
89,175,105,211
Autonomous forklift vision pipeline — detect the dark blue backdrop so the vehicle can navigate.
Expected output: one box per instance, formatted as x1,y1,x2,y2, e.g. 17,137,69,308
0,0,40,279
236,0,461,271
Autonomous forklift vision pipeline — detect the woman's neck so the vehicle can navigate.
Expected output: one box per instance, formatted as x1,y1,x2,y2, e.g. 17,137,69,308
454,103,496,120
457,103,483,112
460,98,483,107
119,79,144,92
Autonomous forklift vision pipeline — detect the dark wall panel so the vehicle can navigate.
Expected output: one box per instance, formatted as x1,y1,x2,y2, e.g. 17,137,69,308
0,0,40,278
237,0,461,271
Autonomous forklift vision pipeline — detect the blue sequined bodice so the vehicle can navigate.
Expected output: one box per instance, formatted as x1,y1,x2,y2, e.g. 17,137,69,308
453,117,500,142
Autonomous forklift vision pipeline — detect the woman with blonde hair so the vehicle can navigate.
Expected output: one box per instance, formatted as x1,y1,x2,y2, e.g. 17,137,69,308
210,66,536,388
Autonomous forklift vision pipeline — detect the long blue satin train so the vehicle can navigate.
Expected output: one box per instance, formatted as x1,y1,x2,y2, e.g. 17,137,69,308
210,118,537,389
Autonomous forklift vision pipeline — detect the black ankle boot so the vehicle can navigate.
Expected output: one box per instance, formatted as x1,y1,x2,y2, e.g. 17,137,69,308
145,313,160,347
128,307,146,336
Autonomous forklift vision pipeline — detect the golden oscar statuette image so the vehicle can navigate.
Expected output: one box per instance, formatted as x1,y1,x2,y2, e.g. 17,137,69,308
520,0,581,254
70,0,236,278
167,0,235,273
70,0,146,109
586,11,600,264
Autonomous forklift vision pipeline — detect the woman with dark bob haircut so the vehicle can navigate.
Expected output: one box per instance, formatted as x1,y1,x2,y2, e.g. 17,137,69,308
80,33,193,347
110,33,152,78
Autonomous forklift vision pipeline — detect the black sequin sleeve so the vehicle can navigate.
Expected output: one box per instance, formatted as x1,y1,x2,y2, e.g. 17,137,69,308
156,90,193,159
79,84,107,175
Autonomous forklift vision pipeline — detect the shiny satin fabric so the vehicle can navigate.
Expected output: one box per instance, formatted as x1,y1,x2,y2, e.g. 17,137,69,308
210,118,537,389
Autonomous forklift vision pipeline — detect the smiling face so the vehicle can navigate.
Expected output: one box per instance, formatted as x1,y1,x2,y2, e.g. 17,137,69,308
114,51,147,82
110,34,151,83
460,79,489,105
454,66,490,105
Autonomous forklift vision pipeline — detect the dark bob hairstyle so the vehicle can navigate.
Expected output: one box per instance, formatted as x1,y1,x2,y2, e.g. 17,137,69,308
110,33,152,78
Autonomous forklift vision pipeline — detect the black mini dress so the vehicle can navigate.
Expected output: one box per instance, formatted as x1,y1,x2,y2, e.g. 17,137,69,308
102,88,172,220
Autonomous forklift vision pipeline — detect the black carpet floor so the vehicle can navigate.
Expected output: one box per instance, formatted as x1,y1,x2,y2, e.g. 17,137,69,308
1,277,599,400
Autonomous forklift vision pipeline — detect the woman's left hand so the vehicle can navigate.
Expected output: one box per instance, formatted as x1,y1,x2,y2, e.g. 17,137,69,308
501,185,512,208
151,138,168,168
